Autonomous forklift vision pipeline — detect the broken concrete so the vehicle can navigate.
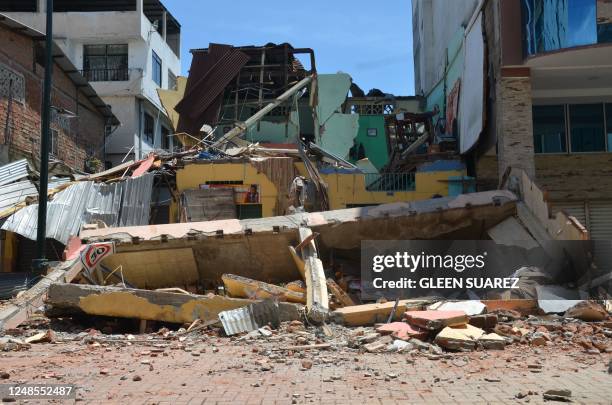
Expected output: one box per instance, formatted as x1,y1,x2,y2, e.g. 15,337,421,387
434,324,485,351
221,274,306,304
375,322,428,341
45,283,301,325
564,301,608,322
330,300,431,326
404,310,468,330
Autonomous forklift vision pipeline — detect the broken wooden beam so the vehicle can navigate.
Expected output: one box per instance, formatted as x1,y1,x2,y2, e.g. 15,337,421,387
326,278,355,307
297,227,329,323
45,283,302,324
222,273,306,304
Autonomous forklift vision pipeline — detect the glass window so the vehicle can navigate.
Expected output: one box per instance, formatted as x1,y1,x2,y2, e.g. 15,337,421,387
161,126,170,150
168,70,177,91
533,105,567,153
522,0,597,56
83,44,128,81
570,104,605,152
144,114,155,145
152,51,162,87
607,104,612,152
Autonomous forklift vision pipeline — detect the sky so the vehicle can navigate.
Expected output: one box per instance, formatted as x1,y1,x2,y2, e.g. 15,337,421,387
162,0,415,96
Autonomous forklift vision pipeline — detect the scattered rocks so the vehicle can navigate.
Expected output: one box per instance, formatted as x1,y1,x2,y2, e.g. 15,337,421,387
132,375,142,382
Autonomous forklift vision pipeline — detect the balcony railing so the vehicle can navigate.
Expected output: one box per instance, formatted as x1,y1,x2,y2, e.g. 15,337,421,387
81,68,130,82
365,172,416,192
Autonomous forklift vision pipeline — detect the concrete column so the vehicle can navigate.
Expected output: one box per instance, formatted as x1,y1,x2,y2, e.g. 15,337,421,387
162,11,167,41
496,68,535,180
136,0,143,14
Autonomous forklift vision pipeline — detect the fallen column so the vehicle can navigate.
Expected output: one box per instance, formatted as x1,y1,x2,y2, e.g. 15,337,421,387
297,227,329,323
46,283,302,324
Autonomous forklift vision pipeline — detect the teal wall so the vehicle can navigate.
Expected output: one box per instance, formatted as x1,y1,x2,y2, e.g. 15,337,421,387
352,115,388,171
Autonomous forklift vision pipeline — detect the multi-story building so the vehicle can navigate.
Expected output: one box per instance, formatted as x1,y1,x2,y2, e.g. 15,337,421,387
412,0,612,244
0,13,118,171
0,0,182,167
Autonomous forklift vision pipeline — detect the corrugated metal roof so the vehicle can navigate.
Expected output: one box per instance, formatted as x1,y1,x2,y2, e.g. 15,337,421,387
219,300,280,335
1,173,154,244
0,159,30,187
0,178,71,218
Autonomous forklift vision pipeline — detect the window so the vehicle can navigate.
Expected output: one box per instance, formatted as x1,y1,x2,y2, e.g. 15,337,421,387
570,104,605,152
152,51,162,87
144,113,155,145
607,104,612,152
161,126,170,150
0,0,37,11
53,0,136,12
533,105,566,153
168,70,177,91
522,0,598,56
83,44,128,82
50,129,59,157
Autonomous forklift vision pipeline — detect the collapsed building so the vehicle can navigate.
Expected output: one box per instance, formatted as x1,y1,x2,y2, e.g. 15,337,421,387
0,43,609,355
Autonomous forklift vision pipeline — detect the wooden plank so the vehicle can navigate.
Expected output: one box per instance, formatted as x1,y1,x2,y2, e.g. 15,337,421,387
0,258,83,332
222,273,306,304
298,227,329,323
326,278,355,307
46,283,302,324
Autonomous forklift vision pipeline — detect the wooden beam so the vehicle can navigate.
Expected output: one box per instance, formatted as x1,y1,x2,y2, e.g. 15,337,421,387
326,278,355,307
45,283,302,324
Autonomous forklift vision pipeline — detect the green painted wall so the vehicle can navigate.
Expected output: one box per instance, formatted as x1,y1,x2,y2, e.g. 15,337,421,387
352,115,388,171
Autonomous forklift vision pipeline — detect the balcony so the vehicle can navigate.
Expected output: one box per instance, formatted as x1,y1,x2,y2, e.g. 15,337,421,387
522,0,612,57
365,172,416,192
81,68,131,82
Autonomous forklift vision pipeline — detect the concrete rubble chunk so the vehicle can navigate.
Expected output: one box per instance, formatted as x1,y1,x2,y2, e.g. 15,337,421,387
376,322,428,341
536,285,582,314
564,301,608,322
477,333,506,350
434,324,485,351
469,314,498,331
404,310,468,330
543,389,572,402
428,300,486,316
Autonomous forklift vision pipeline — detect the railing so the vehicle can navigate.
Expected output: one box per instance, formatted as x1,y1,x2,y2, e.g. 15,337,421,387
81,68,130,82
365,172,416,192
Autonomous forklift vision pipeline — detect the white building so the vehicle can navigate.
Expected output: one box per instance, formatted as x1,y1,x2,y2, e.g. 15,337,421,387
1,0,181,167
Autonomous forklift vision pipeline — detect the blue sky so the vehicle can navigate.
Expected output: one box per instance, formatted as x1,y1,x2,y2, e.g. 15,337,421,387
162,0,415,95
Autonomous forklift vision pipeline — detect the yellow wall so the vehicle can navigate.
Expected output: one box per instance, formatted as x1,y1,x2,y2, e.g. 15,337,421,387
175,162,280,219
0,231,18,272
174,162,464,221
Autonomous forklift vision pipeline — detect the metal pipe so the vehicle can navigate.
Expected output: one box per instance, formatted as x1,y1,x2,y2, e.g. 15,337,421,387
211,75,313,148
33,0,54,272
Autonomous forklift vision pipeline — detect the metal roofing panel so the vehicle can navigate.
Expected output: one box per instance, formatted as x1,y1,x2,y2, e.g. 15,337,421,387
0,159,30,187
219,300,280,335
0,181,37,214
1,174,154,244
119,173,154,227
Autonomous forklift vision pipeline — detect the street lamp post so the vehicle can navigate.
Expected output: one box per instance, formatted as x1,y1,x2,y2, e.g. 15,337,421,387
33,0,54,273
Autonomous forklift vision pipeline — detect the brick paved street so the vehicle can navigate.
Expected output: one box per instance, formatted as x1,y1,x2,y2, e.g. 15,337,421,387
1,336,610,404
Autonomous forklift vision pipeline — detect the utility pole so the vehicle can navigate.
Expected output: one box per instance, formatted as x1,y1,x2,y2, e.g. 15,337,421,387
33,0,54,273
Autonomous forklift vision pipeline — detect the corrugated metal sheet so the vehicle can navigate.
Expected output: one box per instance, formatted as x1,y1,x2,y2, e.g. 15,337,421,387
0,159,30,187
119,173,155,226
1,173,154,244
176,44,249,134
0,178,71,219
219,299,280,335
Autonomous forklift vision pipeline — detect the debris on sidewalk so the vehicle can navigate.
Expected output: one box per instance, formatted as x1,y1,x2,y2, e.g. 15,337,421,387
404,310,469,330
